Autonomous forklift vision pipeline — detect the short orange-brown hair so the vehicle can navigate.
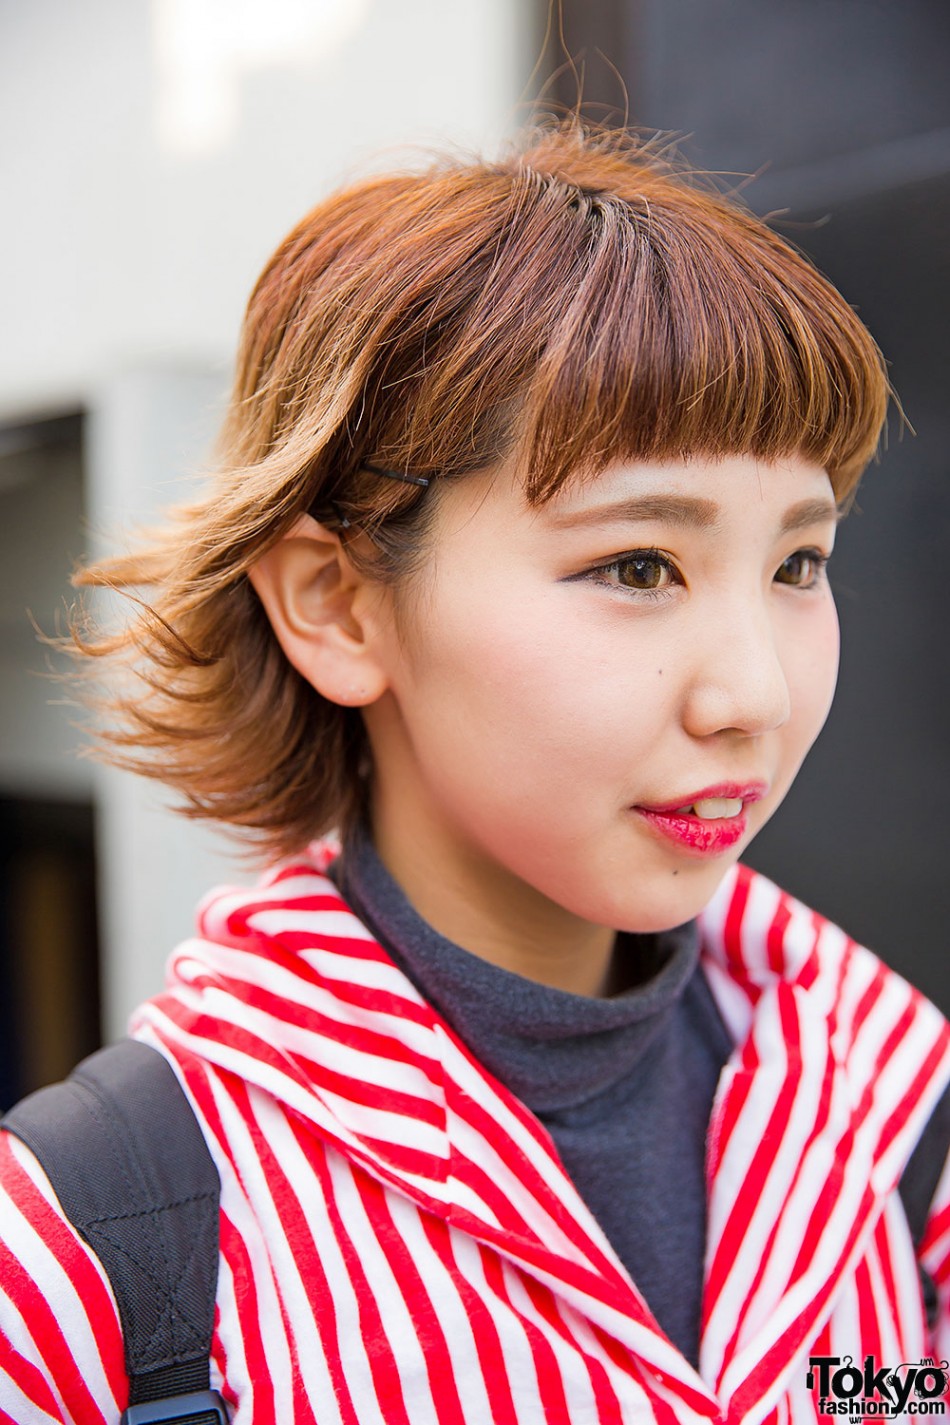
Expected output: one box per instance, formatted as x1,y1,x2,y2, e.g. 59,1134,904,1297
71,122,890,855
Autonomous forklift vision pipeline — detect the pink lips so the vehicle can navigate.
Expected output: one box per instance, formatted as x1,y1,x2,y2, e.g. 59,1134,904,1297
634,782,768,857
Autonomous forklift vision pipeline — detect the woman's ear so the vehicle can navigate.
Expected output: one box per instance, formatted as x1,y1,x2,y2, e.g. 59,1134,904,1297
248,515,389,706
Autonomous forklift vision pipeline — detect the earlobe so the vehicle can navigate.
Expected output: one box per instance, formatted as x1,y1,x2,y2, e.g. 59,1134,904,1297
247,515,389,706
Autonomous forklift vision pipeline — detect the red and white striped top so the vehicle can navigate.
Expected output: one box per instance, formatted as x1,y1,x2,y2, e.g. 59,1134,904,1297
2,854,949,1424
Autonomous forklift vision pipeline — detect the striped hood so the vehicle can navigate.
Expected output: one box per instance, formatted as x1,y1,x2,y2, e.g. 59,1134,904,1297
130,851,950,1425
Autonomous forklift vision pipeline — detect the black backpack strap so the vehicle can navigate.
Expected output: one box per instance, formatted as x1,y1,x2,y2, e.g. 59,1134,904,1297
898,1078,950,1333
2,1039,227,1424
899,1079,950,1246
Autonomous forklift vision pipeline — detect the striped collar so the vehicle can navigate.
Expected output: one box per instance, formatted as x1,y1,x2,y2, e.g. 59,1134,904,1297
136,850,950,1422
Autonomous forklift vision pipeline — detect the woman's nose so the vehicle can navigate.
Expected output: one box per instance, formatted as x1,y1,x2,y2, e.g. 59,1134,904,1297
682,600,791,739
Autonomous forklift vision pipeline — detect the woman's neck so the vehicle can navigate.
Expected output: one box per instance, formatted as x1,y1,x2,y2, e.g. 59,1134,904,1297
370,809,617,998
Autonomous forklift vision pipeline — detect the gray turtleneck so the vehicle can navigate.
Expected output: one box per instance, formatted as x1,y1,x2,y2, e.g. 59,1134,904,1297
330,829,734,1366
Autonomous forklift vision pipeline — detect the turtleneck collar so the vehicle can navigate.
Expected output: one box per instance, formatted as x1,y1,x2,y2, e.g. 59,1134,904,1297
329,825,701,1113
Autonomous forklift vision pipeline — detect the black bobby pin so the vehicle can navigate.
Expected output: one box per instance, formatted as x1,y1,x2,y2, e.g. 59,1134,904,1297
363,463,431,489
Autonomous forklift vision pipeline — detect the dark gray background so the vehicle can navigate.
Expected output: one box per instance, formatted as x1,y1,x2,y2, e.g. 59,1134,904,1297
537,0,950,1009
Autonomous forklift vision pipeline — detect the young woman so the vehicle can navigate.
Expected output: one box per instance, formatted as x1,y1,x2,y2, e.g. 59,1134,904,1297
1,123,948,1425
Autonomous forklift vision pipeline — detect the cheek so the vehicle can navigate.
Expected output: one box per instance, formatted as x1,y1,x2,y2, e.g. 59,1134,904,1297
425,608,603,764
787,595,841,749
394,582,655,804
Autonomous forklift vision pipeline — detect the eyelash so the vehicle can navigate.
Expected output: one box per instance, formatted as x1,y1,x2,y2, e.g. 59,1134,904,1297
579,546,831,599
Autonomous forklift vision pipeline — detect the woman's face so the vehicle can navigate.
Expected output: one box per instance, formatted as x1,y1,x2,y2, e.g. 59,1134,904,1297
362,453,840,981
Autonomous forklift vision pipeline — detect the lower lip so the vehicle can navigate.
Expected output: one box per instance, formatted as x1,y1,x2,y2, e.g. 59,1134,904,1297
635,807,748,856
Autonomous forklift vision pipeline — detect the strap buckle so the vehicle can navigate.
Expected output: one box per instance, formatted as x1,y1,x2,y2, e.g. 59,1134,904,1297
120,1389,229,1424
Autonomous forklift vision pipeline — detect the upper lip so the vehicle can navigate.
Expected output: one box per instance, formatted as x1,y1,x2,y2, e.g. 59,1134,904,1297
637,781,769,814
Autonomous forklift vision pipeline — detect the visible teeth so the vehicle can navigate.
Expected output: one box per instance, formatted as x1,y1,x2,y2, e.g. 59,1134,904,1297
691,797,742,819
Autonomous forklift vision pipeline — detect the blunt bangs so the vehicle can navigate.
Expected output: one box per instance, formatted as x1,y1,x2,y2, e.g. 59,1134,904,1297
511,181,888,504
368,129,889,506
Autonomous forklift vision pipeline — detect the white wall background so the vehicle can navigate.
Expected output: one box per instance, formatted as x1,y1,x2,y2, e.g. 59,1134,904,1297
0,0,535,417
0,0,535,1038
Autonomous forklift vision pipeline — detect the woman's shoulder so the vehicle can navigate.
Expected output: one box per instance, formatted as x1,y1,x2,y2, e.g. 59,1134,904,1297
699,861,950,1158
0,1128,126,1420
699,860,947,1020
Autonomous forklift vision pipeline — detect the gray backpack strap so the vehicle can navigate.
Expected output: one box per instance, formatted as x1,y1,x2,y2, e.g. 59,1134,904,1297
2,1039,227,1424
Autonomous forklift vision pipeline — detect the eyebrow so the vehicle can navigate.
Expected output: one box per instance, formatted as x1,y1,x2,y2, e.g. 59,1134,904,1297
548,494,721,530
548,493,840,534
778,498,842,533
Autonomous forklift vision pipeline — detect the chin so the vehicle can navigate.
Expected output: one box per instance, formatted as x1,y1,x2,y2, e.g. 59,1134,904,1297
581,852,743,936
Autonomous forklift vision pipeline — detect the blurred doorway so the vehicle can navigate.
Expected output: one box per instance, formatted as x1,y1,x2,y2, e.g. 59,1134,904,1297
0,412,101,1106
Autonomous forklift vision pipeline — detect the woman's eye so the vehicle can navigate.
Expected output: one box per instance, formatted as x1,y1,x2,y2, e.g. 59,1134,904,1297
774,549,829,587
615,554,674,589
587,550,680,594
